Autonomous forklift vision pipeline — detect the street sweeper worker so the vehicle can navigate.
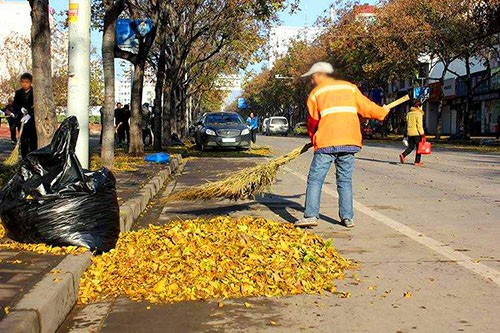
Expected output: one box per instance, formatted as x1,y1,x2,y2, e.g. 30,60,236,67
297,62,389,228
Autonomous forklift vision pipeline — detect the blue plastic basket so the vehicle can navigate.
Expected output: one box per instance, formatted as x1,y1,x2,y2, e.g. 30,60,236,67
144,153,171,164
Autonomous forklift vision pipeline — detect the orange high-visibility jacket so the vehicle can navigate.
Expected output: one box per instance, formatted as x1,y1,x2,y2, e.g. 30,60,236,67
307,78,388,150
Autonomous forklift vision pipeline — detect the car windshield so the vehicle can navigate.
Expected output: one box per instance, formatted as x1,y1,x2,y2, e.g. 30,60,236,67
205,113,243,125
271,118,287,125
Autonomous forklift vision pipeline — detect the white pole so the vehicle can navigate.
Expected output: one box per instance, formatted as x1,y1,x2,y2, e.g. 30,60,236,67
67,0,90,168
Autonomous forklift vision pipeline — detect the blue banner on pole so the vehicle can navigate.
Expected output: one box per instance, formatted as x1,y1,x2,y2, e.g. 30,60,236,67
116,19,152,49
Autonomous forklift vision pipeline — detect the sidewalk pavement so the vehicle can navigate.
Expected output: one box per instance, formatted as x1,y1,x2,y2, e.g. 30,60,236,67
0,137,182,332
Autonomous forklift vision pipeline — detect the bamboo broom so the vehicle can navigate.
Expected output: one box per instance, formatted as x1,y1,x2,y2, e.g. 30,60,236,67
3,122,24,167
165,95,410,202
164,143,313,202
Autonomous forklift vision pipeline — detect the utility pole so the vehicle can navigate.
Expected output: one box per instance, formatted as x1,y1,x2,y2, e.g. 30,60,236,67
67,0,91,168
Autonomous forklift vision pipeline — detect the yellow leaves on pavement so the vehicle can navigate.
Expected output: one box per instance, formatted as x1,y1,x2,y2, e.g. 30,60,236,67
0,240,86,256
404,291,412,298
0,223,86,255
78,216,351,304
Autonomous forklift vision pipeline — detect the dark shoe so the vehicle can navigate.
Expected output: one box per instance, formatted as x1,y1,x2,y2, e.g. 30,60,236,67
295,217,319,228
342,218,355,228
399,154,405,164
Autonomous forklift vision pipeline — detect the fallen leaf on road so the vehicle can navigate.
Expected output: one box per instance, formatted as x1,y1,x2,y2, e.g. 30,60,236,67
54,278,62,282
268,321,278,326
218,302,224,308
4,306,9,315
244,302,252,308
335,291,351,298
404,291,412,298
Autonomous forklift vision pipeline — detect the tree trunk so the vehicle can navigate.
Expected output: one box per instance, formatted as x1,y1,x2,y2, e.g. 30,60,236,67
129,60,146,154
464,56,473,139
435,76,446,139
101,0,124,169
162,83,172,146
153,32,167,151
29,0,57,147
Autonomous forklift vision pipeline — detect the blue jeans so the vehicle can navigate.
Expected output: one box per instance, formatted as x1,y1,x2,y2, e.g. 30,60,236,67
304,153,355,221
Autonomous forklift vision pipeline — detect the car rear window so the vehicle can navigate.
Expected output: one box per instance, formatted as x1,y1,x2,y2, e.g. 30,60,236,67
205,113,243,125
271,118,288,125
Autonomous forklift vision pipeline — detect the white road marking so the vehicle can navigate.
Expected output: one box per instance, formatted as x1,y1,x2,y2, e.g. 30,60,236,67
283,165,500,287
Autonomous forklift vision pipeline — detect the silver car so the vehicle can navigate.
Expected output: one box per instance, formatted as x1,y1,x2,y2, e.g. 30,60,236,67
265,116,289,136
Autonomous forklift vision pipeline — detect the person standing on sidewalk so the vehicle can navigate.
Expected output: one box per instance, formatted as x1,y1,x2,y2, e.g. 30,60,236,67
14,73,37,158
121,104,131,145
399,100,425,166
246,111,258,144
2,98,21,144
297,62,389,228
114,103,125,145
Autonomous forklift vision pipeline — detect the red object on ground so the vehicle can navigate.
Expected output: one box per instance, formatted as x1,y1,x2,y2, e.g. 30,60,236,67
417,137,432,155
0,126,11,139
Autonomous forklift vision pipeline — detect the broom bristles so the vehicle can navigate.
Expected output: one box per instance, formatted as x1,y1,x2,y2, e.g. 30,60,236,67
163,143,312,202
3,123,24,167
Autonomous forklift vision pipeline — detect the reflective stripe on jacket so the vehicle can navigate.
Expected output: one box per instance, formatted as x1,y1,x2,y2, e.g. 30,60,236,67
306,78,388,150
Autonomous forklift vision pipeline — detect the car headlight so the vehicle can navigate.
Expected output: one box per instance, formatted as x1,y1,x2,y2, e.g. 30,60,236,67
205,128,216,136
241,128,250,135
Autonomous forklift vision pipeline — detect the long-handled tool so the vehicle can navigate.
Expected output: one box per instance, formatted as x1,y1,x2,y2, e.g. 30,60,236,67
164,95,411,202
3,122,25,167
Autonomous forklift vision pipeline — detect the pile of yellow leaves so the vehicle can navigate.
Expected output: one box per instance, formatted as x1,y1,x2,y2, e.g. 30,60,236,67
0,223,87,255
79,216,351,304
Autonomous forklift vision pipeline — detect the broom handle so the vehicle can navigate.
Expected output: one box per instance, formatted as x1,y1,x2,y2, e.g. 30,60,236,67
383,95,410,110
300,142,313,154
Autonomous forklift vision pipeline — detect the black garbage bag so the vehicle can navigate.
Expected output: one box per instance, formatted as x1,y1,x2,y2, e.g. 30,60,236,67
0,116,120,252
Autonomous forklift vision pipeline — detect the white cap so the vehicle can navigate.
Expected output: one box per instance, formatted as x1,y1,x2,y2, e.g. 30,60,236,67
301,62,334,78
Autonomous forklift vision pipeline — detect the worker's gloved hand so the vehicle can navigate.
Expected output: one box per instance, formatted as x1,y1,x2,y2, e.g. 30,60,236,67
21,107,28,115
0,110,5,117
21,114,31,124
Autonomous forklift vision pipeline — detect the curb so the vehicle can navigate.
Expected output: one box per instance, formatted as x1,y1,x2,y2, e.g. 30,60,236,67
0,156,182,333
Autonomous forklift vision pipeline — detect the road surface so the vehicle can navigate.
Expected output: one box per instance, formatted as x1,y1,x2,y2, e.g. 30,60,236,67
59,135,500,333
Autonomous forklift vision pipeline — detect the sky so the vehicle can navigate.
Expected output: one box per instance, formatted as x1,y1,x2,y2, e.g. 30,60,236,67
279,0,333,26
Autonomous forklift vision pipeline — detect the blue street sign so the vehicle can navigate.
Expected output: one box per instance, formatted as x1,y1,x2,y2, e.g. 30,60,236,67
116,19,153,49
237,97,247,109
413,87,430,100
